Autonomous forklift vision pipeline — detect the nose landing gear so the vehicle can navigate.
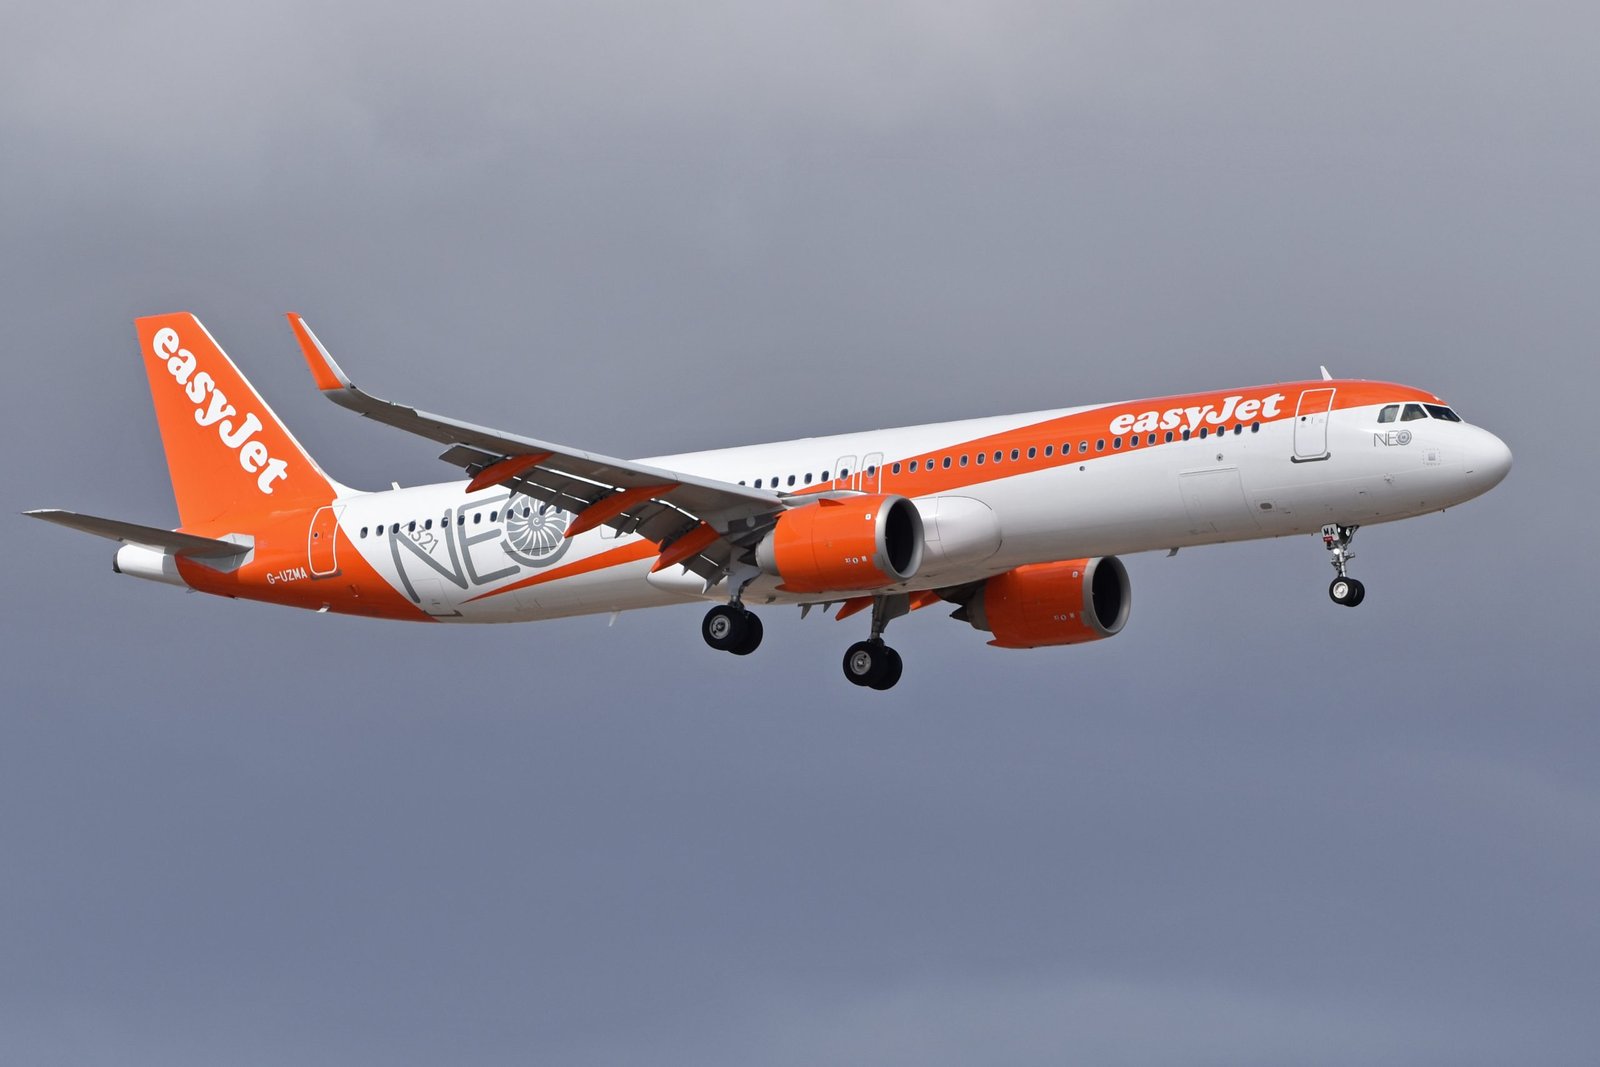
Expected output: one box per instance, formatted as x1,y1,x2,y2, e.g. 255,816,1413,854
1322,524,1366,606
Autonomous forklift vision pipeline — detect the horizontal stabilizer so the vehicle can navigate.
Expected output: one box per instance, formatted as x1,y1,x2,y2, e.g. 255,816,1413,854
25,509,249,560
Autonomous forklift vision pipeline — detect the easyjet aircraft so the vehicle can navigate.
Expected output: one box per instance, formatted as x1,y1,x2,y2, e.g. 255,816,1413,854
30,313,1512,689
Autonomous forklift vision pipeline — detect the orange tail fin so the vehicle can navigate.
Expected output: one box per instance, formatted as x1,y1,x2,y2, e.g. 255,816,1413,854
135,313,344,530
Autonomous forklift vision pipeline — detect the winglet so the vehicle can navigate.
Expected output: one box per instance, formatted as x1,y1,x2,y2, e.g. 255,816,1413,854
287,313,355,393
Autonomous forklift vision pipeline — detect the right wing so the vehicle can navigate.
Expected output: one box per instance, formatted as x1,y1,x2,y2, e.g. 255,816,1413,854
287,314,789,582
25,509,249,560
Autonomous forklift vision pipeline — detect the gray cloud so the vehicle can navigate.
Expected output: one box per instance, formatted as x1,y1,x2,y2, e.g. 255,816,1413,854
4,2,1598,1064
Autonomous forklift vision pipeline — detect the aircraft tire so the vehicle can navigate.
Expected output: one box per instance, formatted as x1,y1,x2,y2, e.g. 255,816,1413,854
730,612,764,655
703,604,751,651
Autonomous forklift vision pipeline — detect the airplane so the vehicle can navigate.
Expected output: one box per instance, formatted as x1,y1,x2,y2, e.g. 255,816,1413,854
28,312,1512,690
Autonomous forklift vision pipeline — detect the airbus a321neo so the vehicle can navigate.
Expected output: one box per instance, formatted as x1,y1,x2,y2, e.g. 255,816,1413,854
29,313,1512,690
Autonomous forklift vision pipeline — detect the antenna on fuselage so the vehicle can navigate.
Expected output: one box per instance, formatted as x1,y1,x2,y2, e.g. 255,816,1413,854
1319,365,1333,381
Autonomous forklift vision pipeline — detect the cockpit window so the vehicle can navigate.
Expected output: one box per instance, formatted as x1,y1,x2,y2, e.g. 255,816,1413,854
1400,403,1428,422
1377,404,1399,423
1425,404,1462,422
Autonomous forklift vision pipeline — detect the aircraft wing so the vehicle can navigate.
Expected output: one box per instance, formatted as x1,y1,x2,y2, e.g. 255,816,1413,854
25,509,250,559
287,314,785,581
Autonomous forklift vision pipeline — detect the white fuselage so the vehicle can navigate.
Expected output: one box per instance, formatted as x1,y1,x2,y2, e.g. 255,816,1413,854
327,392,1510,622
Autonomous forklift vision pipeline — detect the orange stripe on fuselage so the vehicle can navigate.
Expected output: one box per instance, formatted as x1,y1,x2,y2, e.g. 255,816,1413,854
799,380,1436,501
174,507,434,621
465,539,659,603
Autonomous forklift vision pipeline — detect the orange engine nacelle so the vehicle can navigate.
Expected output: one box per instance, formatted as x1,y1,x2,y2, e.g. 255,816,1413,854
755,495,925,594
960,557,1131,649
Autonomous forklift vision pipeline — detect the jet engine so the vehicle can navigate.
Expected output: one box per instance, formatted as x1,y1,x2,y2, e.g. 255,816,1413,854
957,556,1130,648
755,494,924,594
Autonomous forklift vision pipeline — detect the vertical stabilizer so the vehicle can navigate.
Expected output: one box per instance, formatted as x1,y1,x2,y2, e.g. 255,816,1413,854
135,313,343,529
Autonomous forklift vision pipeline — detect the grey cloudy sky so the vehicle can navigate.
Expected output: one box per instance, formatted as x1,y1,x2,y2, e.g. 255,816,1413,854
4,2,1597,1063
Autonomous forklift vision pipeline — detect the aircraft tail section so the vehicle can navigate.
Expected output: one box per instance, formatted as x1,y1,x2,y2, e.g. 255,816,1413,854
135,313,345,530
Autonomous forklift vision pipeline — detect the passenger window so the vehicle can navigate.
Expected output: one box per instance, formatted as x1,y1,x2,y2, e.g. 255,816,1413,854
1165,432,1173,442
1377,404,1399,423
821,471,830,481
1079,441,1088,453
891,463,901,474
473,513,481,524
1233,424,1242,435
1027,446,1037,458
804,473,813,484
1425,404,1462,422
408,521,416,532
1401,403,1428,422
1113,437,1122,449
1198,427,1208,439
787,475,796,486
976,452,985,465
1096,439,1105,451
840,468,850,479
1251,421,1260,433
1148,433,1157,445
942,457,952,469
959,455,968,467
1044,445,1053,457
425,519,433,530
1181,430,1191,441
867,465,876,476
1010,449,1020,461
909,460,919,472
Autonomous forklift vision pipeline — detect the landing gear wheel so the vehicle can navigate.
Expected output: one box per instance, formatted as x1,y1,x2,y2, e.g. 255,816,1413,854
869,647,903,691
702,604,755,652
729,612,763,655
1329,577,1366,607
843,640,900,689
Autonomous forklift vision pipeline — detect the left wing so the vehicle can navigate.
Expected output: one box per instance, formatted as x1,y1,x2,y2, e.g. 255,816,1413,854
287,314,785,582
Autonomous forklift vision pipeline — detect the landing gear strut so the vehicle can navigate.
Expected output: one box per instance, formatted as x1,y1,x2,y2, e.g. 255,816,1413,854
842,595,907,690
1322,523,1366,607
702,603,763,655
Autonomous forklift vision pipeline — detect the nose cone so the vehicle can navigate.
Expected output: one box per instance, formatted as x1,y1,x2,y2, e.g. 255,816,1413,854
1462,427,1513,496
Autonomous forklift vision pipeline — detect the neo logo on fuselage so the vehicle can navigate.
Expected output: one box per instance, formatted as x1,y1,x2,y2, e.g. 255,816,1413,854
151,326,290,494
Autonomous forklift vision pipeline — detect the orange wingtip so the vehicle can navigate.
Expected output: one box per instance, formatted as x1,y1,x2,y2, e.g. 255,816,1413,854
286,313,344,392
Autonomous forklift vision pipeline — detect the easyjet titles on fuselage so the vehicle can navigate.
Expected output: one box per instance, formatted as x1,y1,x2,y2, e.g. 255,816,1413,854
151,326,289,494
1108,392,1287,436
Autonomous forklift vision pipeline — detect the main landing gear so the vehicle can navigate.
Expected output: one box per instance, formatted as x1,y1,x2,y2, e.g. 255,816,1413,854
1322,523,1366,607
842,595,908,691
702,603,763,655
702,593,908,690
842,640,902,690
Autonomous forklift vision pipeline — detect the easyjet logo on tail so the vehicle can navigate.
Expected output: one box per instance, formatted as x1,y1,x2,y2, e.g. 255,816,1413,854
151,327,289,494
1108,392,1287,436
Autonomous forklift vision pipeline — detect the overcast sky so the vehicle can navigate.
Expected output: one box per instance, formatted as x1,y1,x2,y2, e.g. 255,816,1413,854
4,2,1598,1064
